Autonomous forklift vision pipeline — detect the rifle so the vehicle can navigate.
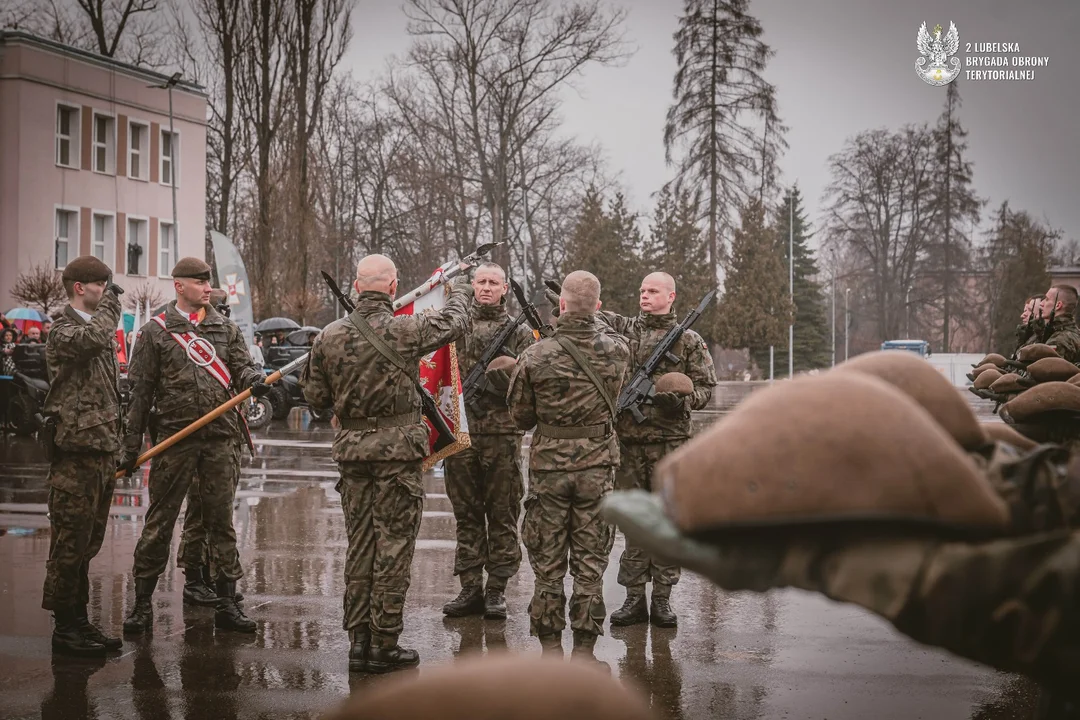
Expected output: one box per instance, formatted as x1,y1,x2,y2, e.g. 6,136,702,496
321,271,456,452
616,288,718,424
461,313,526,406
510,278,554,339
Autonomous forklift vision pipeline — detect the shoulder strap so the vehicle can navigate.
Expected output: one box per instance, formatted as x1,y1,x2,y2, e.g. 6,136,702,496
555,335,616,419
347,309,414,378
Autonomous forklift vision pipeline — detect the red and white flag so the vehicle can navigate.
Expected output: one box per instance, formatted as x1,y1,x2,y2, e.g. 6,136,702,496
394,270,470,470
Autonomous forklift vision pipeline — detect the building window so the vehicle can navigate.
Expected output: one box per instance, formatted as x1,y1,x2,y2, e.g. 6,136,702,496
129,122,148,180
160,222,178,276
161,130,179,186
127,218,148,276
55,209,78,269
56,105,79,168
92,213,114,266
93,113,115,174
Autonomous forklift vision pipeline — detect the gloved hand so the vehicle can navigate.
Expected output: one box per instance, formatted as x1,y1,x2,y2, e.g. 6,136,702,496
601,490,933,621
106,274,125,296
652,392,684,416
249,377,272,397
117,445,141,477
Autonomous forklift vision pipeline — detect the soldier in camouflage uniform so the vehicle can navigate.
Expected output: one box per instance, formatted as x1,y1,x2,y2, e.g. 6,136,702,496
1034,285,1080,364
302,253,473,673
41,256,125,656
175,288,247,607
442,263,535,620
119,258,270,635
508,270,631,657
1013,294,1044,351
598,272,717,628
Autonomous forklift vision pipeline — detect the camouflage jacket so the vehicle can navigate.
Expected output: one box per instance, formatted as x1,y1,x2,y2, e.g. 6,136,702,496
459,299,535,435
507,312,630,472
599,309,717,444
301,283,472,463
44,292,123,453
1041,313,1080,364
125,302,262,447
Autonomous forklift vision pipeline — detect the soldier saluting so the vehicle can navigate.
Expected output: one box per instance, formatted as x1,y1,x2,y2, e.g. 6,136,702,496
302,253,473,674
119,257,272,635
508,270,631,659
41,256,125,656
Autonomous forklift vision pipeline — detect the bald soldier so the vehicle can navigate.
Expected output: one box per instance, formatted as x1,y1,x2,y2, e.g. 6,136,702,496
508,271,631,657
442,262,535,619
1034,285,1080,363
41,256,126,656
119,257,271,635
600,272,716,628
302,253,474,673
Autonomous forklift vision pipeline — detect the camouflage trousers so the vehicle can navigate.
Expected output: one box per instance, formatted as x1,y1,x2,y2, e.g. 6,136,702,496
443,433,525,590
338,460,424,648
522,467,616,637
616,440,682,592
42,452,116,611
132,437,243,582
176,475,226,571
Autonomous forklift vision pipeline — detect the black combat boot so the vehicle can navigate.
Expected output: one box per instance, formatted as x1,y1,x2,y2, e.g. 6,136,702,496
183,567,219,606
538,633,563,656
365,642,420,673
75,604,122,650
348,630,370,673
123,578,156,635
52,608,107,657
609,590,648,627
214,579,256,633
483,586,507,620
204,566,242,602
650,588,678,628
442,584,485,617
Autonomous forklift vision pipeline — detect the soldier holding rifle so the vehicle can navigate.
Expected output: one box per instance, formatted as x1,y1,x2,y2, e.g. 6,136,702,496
41,256,125,656
119,257,271,635
441,262,535,620
562,272,717,628
302,253,474,674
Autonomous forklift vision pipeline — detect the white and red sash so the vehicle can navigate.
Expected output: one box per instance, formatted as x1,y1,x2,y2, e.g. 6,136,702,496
152,313,233,391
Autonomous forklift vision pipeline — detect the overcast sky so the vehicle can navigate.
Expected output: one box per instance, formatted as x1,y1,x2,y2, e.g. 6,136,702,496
343,0,1079,246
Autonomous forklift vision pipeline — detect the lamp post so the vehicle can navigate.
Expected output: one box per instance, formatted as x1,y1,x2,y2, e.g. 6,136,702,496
149,72,182,252
831,269,837,367
844,288,851,361
788,190,794,378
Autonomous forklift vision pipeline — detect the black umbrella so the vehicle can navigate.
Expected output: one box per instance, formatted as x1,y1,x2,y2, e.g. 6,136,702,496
285,326,321,346
255,317,301,333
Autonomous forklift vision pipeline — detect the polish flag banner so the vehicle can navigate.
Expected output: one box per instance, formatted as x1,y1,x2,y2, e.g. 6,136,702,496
394,271,470,470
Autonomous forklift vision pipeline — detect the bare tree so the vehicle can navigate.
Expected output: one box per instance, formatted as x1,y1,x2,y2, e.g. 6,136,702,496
402,0,629,273
823,126,940,342
11,264,67,318
123,281,166,312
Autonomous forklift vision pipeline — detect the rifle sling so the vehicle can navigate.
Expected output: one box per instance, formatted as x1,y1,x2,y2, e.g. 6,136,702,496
555,335,616,420
347,309,429,406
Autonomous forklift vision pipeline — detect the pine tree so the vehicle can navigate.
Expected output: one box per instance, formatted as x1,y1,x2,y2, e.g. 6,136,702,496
714,199,792,367
642,186,717,340
981,201,1057,353
663,0,786,286
927,80,982,352
562,187,643,317
750,185,831,374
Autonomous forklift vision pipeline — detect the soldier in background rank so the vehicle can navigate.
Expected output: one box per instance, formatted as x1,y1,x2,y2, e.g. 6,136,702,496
41,256,126,656
442,262,535,620
1035,285,1080,363
119,257,271,635
507,270,630,659
601,272,717,628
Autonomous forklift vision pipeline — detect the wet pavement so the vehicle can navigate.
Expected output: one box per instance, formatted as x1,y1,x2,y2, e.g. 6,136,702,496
0,396,1037,720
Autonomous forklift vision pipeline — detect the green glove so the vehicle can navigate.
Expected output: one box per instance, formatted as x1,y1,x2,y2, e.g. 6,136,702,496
651,392,684,416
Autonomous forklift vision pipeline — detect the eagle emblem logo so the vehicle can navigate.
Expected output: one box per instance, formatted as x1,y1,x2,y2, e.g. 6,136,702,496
915,22,961,86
